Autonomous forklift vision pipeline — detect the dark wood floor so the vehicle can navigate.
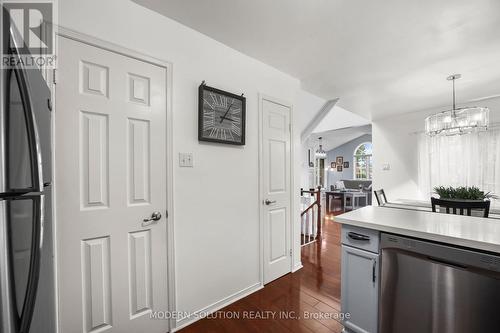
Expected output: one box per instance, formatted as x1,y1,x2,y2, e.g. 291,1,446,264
179,214,343,333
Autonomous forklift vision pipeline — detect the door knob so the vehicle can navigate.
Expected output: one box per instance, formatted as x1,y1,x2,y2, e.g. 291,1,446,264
264,199,276,205
142,211,162,226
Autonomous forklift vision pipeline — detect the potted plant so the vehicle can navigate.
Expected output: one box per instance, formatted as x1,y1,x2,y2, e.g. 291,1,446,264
433,186,498,201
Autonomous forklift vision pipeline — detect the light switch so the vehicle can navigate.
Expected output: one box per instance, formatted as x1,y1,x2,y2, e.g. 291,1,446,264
179,153,194,167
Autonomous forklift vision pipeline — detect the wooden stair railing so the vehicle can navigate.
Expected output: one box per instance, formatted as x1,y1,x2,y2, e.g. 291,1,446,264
300,186,322,245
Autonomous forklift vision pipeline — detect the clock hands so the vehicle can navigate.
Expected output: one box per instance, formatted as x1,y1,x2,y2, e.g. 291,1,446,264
220,116,237,122
220,101,234,123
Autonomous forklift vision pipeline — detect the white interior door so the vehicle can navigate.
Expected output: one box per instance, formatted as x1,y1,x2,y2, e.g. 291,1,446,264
261,97,292,284
55,36,169,333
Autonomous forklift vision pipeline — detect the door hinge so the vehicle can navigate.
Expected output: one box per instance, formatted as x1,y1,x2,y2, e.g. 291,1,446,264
289,249,292,257
52,68,57,84
165,210,168,219
289,123,292,133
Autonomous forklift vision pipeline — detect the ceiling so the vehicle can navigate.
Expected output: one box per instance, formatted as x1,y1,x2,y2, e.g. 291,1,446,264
312,105,370,133
310,125,372,152
133,0,500,120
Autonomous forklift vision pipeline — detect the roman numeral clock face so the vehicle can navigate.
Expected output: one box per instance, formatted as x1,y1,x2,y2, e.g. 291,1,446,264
199,85,246,145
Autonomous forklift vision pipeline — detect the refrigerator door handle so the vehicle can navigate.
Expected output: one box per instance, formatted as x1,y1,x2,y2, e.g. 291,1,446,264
18,195,44,333
10,38,44,193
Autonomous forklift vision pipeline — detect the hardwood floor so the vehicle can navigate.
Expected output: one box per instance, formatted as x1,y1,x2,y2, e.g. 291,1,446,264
179,215,343,333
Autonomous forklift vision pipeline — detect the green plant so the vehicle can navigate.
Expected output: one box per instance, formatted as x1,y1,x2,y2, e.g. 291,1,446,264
433,186,498,200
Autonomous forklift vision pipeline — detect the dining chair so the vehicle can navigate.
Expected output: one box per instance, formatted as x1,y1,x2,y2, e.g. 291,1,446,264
374,189,388,206
431,197,490,218
329,193,343,213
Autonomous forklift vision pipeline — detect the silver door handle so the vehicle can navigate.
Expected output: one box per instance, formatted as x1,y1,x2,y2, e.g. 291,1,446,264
264,199,276,205
142,211,162,226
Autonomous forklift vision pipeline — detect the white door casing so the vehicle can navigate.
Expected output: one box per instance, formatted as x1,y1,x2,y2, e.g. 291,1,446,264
260,96,292,284
55,35,169,333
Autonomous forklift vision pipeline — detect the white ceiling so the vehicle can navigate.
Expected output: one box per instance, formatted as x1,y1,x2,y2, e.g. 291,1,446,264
133,0,500,120
310,125,372,152
312,105,370,133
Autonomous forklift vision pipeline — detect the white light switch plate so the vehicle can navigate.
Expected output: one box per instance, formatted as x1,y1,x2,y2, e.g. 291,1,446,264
179,153,193,167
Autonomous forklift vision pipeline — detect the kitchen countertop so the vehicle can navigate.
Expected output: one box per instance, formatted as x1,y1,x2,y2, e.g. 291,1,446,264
334,206,500,254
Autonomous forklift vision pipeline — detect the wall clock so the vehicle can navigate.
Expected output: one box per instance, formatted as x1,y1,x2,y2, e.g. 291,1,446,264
198,82,246,145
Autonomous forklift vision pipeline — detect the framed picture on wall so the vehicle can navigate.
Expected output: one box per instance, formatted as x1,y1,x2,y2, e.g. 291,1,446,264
331,162,336,168
343,161,349,168
337,165,343,172
336,156,343,165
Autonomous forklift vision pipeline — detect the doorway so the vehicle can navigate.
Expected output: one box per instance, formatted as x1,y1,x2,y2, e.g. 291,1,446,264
259,95,293,284
54,30,174,333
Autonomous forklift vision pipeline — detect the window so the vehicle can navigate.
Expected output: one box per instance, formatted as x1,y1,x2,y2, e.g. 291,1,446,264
353,142,373,180
418,128,500,208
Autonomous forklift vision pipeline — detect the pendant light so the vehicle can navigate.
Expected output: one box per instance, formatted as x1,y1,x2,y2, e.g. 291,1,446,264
315,137,327,158
425,74,489,136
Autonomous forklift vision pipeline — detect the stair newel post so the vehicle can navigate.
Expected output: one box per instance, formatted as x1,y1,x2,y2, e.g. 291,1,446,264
316,186,322,238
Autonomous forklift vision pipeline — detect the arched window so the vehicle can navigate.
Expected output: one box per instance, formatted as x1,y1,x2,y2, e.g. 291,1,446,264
353,142,373,180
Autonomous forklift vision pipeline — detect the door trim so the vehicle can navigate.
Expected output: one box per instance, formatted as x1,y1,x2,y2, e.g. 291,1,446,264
258,94,295,285
53,26,176,332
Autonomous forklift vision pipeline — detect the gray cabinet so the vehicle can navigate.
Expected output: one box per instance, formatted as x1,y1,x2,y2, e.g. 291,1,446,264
341,226,379,333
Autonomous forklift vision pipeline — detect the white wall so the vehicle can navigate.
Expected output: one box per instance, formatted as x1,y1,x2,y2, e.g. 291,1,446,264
292,91,326,269
373,97,500,202
58,0,325,328
294,91,326,189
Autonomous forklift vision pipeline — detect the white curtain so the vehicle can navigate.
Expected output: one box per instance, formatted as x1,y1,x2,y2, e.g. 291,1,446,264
418,127,500,208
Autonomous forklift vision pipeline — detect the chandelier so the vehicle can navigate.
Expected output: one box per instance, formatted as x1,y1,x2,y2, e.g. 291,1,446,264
315,137,327,158
425,74,489,136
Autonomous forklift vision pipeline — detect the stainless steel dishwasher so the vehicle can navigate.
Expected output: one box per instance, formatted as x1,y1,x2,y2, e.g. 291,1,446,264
380,233,500,333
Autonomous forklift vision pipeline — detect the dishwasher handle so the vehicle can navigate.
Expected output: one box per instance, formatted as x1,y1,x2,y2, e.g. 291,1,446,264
428,256,468,270
347,232,371,241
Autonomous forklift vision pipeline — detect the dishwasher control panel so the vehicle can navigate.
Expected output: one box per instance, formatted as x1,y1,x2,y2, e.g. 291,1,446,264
381,233,500,273
384,234,417,250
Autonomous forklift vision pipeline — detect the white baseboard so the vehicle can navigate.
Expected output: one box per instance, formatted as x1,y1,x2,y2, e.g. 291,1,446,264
292,262,303,272
172,282,263,332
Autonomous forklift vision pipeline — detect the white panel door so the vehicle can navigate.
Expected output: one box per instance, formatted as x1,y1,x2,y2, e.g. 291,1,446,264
56,36,168,333
261,97,292,284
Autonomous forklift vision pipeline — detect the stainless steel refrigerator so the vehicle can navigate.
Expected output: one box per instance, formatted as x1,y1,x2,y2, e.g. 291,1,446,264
0,22,56,333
